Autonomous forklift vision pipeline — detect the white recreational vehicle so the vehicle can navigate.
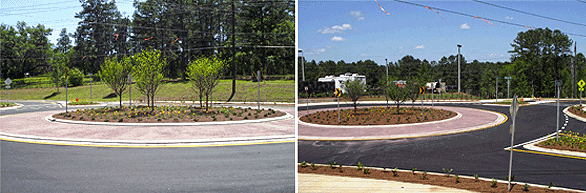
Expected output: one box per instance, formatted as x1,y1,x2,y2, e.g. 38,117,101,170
318,73,366,93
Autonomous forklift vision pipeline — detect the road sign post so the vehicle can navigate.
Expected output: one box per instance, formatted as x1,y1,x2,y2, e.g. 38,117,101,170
508,95,519,192
257,70,261,110
129,74,132,106
335,88,342,124
431,84,434,107
420,86,425,120
305,86,309,114
578,79,585,105
555,80,563,142
505,77,512,100
88,73,93,100
4,78,11,102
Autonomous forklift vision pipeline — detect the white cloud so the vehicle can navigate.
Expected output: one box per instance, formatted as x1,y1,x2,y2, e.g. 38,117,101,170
317,24,352,34
460,23,470,29
505,16,513,20
399,46,403,49
305,48,327,55
414,45,425,49
359,53,372,57
331,36,347,41
350,11,365,21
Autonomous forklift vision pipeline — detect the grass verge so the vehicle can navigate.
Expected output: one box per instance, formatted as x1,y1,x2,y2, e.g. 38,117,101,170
2,79,293,103
536,131,586,153
0,102,17,108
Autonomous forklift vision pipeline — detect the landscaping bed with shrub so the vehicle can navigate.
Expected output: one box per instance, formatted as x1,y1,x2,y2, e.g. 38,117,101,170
537,131,586,153
299,162,572,193
54,105,285,123
299,106,457,125
0,102,17,108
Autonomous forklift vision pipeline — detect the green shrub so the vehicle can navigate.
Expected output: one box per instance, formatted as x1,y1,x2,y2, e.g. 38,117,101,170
64,68,84,87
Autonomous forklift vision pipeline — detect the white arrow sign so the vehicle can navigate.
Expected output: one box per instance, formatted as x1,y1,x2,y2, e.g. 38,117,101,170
4,78,12,85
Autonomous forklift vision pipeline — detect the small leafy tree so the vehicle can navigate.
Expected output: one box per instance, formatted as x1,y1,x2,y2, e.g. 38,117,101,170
132,49,167,108
49,59,66,92
187,57,226,112
406,79,423,107
99,56,132,108
343,78,366,114
386,81,409,114
67,67,84,87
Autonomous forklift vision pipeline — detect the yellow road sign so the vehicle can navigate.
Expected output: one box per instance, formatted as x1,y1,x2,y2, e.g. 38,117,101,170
579,79,585,88
419,86,425,95
335,88,342,97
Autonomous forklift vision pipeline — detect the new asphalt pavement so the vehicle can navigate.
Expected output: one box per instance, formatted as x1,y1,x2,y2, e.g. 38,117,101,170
298,101,586,191
1,101,295,192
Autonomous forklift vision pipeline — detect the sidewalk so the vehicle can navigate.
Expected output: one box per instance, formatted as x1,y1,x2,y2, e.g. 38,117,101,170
298,173,476,193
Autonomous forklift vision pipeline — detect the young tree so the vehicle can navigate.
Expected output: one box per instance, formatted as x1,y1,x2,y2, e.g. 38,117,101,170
387,81,410,114
132,49,167,108
406,79,423,107
49,57,66,92
99,56,132,108
187,57,226,112
343,78,366,114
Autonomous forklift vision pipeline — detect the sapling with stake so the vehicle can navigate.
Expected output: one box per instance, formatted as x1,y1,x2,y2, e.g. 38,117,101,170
522,183,529,191
391,168,398,176
443,168,453,178
411,167,417,175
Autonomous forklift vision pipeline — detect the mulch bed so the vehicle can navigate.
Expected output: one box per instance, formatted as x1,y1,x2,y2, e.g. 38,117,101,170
536,143,586,153
53,105,285,123
299,165,575,193
299,106,457,125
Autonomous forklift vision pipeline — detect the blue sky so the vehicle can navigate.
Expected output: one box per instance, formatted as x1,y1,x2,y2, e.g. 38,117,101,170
299,0,586,65
1,0,136,45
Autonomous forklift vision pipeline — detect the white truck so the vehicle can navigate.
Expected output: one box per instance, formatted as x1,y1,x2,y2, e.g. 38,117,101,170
425,82,446,93
318,73,366,93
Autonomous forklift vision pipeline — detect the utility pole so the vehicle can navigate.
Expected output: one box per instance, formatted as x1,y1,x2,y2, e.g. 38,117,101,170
227,0,236,102
457,44,462,93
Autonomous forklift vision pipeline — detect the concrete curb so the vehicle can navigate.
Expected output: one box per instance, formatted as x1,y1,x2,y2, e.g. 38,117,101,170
302,163,586,193
0,132,295,147
299,107,507,141
522,136,586,159
47,110,293,127
0,103,23,110
564,105,586,123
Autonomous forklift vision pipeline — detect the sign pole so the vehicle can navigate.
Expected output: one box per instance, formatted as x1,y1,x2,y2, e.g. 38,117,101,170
507,95,519,192
89,73,93,100
337,97,341,124
65,78,68,114
129,74,132,106
421,94,424,120
432,85,434,107
555,80,562,142
257,70,261,110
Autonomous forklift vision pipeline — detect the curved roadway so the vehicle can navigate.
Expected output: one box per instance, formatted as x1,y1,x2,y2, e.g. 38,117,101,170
2,101,294,192
298,102,586,191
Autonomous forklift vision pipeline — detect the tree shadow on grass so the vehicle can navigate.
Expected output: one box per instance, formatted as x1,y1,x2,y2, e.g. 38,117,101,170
43,92,60,99
103,93,118,99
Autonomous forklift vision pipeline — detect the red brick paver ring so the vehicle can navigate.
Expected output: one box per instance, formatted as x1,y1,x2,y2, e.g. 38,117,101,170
298,106,507,141
0,107,294,147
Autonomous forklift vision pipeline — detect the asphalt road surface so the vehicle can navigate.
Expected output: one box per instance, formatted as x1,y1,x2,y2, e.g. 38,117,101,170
299,101,586,190
2,101,295,192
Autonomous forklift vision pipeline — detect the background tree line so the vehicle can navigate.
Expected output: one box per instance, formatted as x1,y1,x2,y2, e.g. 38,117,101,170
1,0,294,81
300,28,585,99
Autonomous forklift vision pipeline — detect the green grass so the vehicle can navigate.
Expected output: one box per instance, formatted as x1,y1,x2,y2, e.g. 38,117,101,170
489,100,529,105
2,79,294,103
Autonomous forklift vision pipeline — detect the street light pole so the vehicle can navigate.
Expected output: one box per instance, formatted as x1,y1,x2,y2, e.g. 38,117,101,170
457,44,462,93
299,49,305,82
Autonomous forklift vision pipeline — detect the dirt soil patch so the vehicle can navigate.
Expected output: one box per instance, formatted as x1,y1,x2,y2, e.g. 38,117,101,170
299,106,457,125
54,105,285,123
299,164,575,193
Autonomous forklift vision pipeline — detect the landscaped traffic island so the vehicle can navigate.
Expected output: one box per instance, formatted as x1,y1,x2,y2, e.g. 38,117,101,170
299,163,571,193
53,105,285,123
299,106,457,125
0,102,17,108
536,130,586,153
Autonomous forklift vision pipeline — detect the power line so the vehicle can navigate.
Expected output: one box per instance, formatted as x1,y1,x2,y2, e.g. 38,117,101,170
393,0,586,38
473,0,586,27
